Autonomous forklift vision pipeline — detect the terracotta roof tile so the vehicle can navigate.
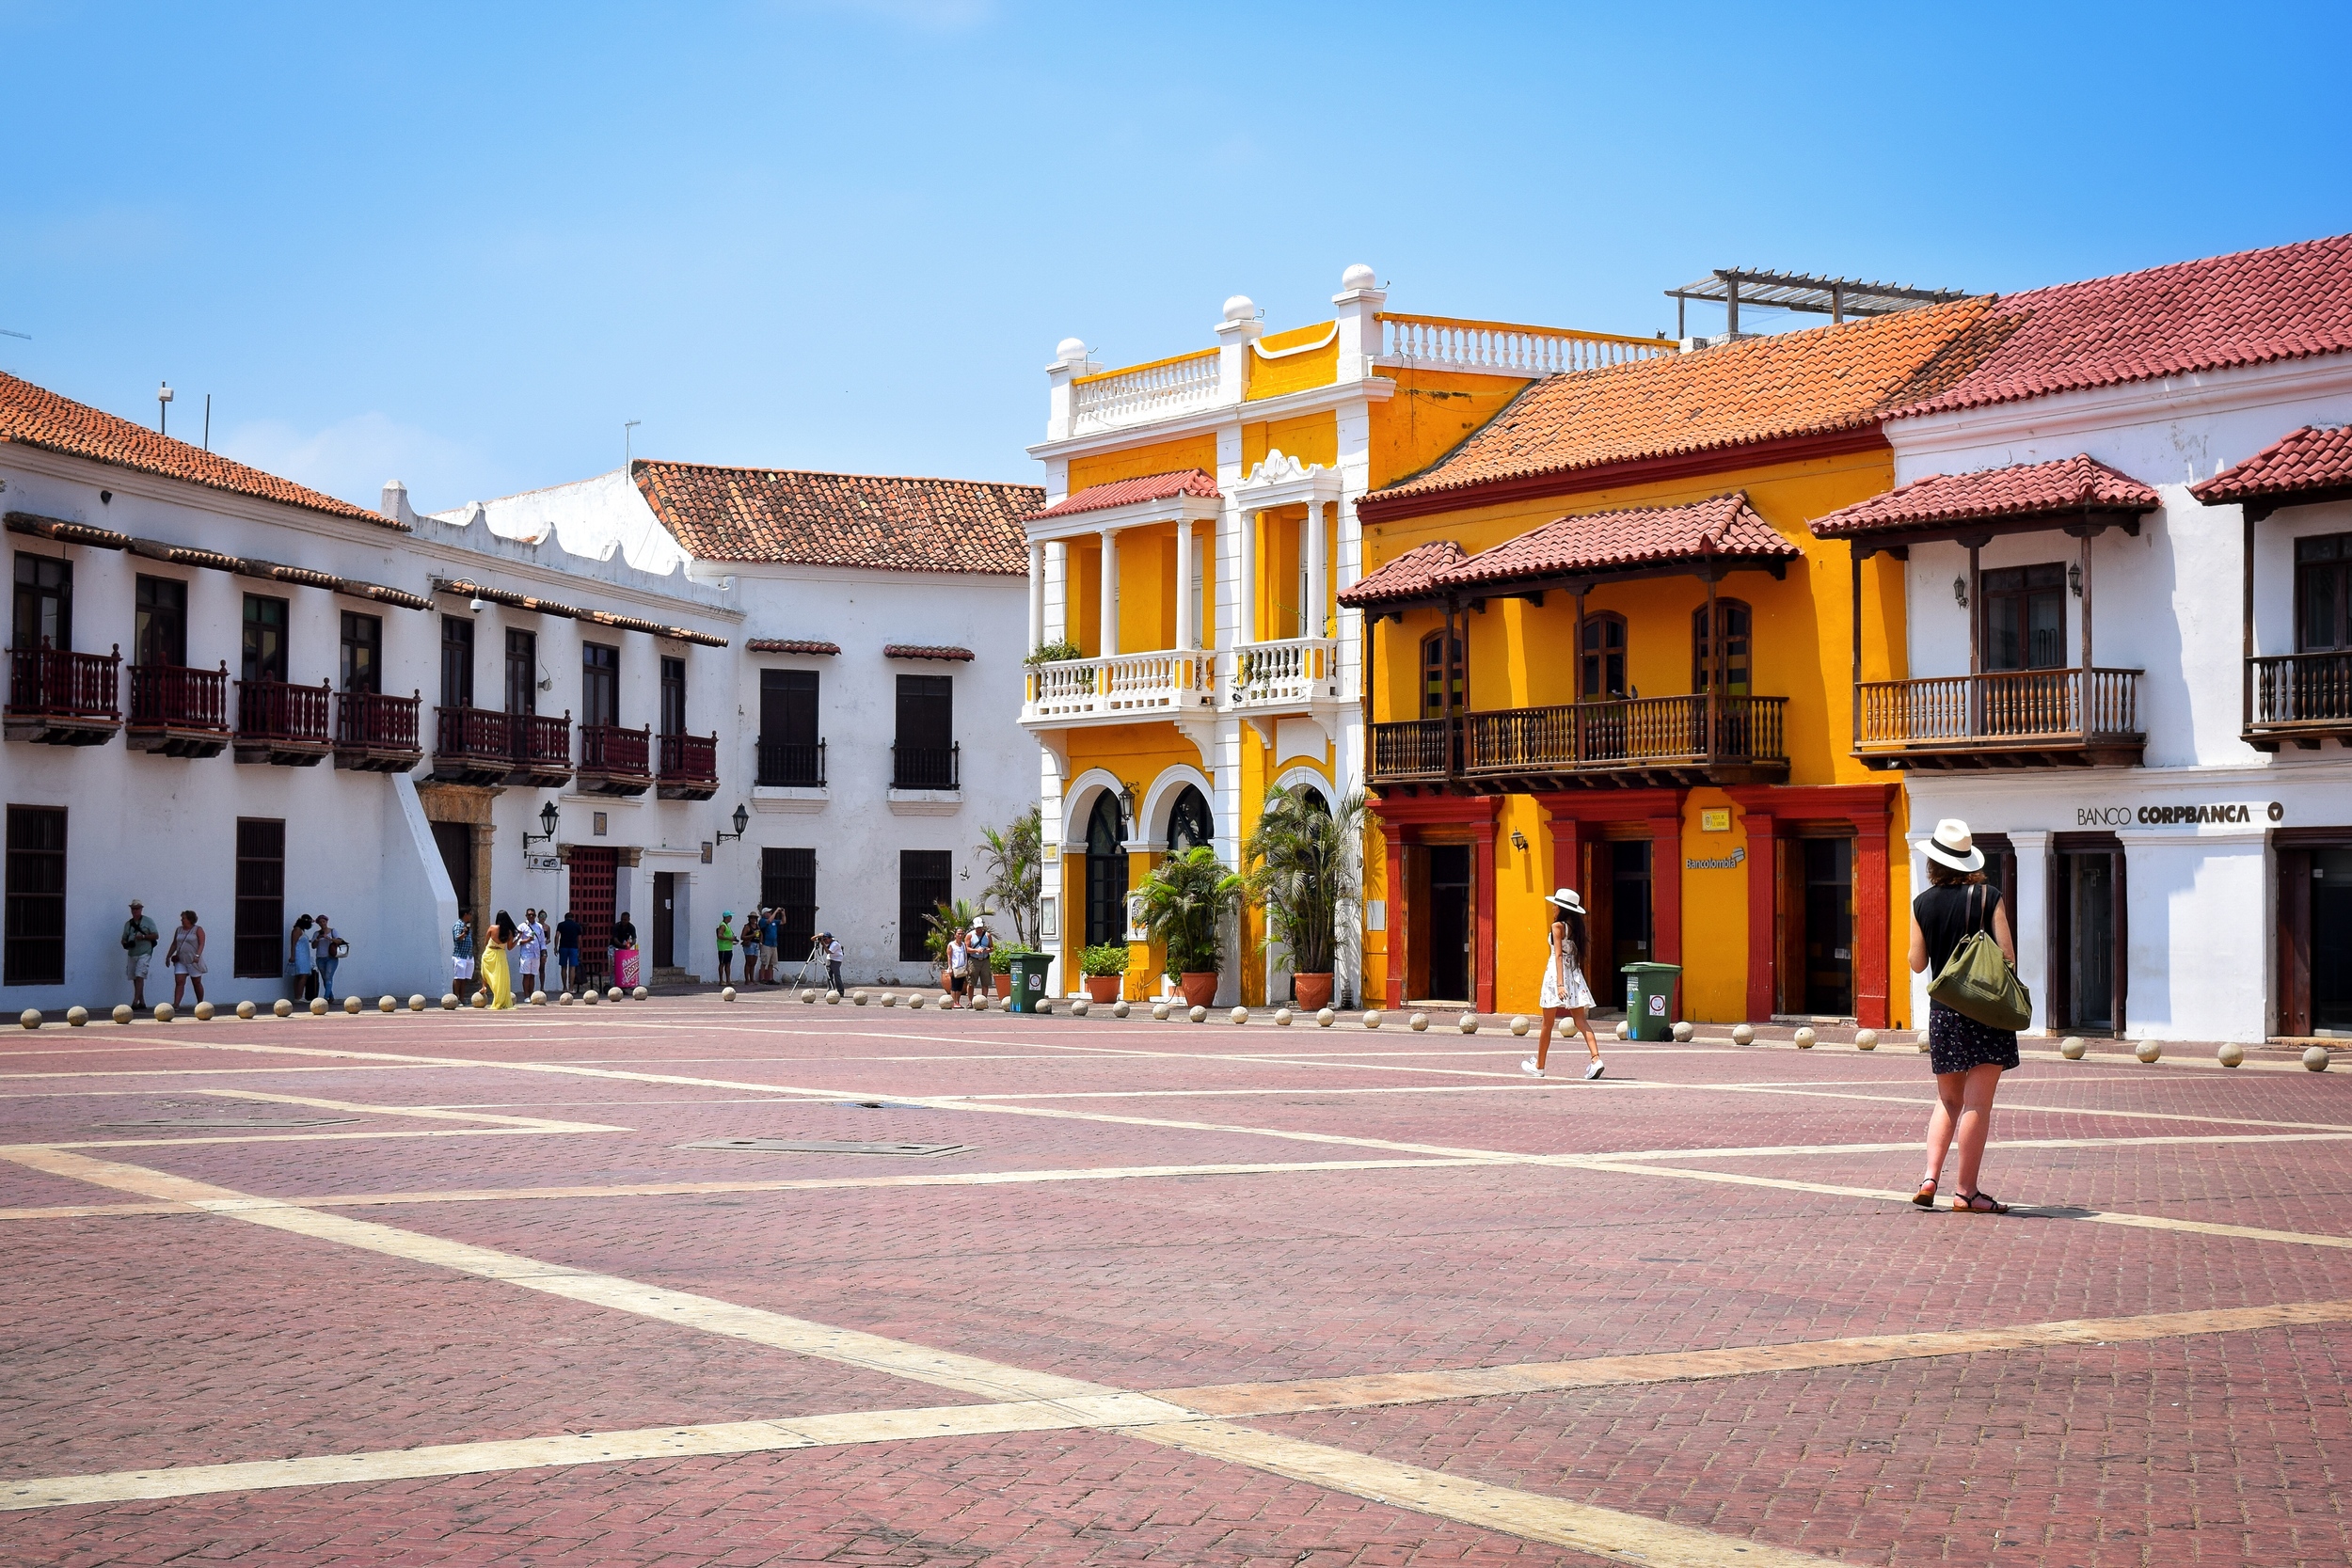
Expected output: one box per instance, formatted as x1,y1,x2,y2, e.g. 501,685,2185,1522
1361,297,1994,513
1812,455,2159,539
882,643,974,661
1337,541,1468,608
1033,469,1218,521
633,461,1040,575
1894,234,2352,420
746,638,841,656
2190,424,2352,508
1438,494,1798,592
0,372,396,528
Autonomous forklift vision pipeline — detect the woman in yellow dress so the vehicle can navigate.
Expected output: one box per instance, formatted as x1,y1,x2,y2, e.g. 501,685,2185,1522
483,910,516,1009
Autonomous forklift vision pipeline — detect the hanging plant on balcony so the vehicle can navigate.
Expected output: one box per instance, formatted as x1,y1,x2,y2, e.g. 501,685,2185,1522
1023,639,1084,667
1243,784,1366,1012
1135,845,1243,1007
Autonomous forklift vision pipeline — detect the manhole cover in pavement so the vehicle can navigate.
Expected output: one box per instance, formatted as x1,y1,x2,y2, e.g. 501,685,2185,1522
98,1117,358,1129
681,1137,974,1158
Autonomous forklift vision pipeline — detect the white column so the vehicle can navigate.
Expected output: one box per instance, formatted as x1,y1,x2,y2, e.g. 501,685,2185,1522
1173,520,1194,651
2009,831,2052,1037
1027,541,1045,652
1305,500,1327,642
1237,509,1258,646
1098,527,1121,658
1045,542,1067,641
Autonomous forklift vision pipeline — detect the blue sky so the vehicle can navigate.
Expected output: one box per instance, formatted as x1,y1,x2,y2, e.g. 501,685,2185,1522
4,1,2346,512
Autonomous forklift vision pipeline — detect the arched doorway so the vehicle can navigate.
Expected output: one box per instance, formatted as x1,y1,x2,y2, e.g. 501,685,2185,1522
1084,793,1129,947
1166,785,1213,856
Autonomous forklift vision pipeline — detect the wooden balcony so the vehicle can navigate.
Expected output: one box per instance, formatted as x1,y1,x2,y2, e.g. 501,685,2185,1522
1854,668,2144,769
505,712,573,788
3,643,121,746
234,679,333,767
1371,695,1789,793
432,705,515,784
2247,653,2352,751
126,663,231,758
658,731,721,800
334,690,423,772
577,723,653,797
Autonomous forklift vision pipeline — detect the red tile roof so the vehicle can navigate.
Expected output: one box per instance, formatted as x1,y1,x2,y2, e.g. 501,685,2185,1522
1811,455,2159,539
1338,541,1468,609
633,461,1040,575
1359,297,1994,517
2190,424,2352,509
1031,469,1219,521
1438,494,1798,591
882,643,974,661
1894,234,2352,420
746,638,841,656
0,372,398,528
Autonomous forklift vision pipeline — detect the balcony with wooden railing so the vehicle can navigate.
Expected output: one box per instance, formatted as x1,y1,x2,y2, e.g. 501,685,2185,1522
1853,668,2145,769
2246,653,2352,751
1371,695,1789,792
127,663,231,757
1022,650,1218,724
234,679,333,766
334,690,423,772
576,723,652,797
505,711,573,788
1377,314,1677,377
432,705,516,785
3,642,121,746
658,731,721,800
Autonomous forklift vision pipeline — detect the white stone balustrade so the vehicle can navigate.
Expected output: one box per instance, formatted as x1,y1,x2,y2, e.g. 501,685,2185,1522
1227,638,1339,711
1072,350,1222,433
1378,313,1675,376
1025,650,1217,723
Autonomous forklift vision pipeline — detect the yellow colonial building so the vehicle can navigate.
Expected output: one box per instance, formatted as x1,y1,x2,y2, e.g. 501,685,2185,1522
1021,265,1673,1003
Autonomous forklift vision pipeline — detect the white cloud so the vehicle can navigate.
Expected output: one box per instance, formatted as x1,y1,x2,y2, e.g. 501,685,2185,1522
218,412,483,514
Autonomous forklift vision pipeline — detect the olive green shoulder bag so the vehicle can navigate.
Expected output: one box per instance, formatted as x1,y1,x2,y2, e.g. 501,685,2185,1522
1928,883,2032,1033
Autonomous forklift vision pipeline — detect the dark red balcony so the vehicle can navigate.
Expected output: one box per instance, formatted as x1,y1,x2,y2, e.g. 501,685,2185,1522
127,663,231,758
234,679,333,767
504,711,573,788
335,690,424,772
431,705,515,784
658,731,721,800
578,723,653,797
4,642,121,746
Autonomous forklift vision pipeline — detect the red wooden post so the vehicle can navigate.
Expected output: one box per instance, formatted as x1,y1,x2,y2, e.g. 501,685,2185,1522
1473,817,1498,1016
1741,808,1777,1023
1383,831,1406,1010
1648,808,1684,967
1853,807,1893,1029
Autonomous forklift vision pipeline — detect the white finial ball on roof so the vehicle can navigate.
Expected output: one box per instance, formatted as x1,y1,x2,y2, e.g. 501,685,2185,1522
1342,263,1376,291
1223,294,1256,323
1056,336,1087,364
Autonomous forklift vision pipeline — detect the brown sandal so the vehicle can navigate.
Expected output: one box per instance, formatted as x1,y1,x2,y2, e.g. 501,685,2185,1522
1951,1190,2010,1214
1912,1178,1938,1209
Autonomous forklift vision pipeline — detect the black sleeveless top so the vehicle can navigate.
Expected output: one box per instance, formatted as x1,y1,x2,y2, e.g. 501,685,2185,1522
1915,881,2000,974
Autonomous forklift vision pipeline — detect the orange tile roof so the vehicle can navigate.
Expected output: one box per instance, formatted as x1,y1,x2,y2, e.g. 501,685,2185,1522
1032,469,1218,521
1812,455,2159,539
633,460,1041,575
1338,541,1468,609
1359,296,1994,516
0,372,396,528
2191,423,2352,510
1438,494,1798,590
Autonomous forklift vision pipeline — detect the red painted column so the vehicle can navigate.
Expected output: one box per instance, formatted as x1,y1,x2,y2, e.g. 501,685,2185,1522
1741,809,1777,1024
1853,810,1892,1029
1383,830,1408,1010
1473,821,1499,1016
1545,811,1584,905
1649,811,1684,968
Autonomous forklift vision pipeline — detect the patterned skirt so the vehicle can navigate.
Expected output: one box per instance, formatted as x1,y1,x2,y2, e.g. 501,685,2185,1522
1927,1001,2020,1075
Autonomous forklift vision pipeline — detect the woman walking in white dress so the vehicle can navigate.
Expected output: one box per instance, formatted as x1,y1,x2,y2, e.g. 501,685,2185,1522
1524,888,1604,1080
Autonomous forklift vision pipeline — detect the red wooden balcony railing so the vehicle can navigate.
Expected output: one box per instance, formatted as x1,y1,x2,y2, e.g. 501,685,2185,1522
510,712,571,778
337,689,422,754
129,663,231,733
580,723,651,776
236,679,332,747
6,642,120,723
435,705,513,770
660,731,719,784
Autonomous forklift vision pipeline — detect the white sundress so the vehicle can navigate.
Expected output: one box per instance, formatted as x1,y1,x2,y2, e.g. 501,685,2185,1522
1540,927,1596,1011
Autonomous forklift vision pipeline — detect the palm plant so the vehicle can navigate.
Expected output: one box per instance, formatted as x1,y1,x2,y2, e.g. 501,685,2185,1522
1135,845,1243,979
1242,785,1367,977
976,807,1042,948
923,896,980,964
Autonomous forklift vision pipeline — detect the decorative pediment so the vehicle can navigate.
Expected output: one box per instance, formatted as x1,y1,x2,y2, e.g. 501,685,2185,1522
1247,449,1318,484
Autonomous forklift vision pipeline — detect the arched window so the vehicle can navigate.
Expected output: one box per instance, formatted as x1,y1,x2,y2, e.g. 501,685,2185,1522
1084,792,1129,947
1420,629,1466,717
1166,785,1213,855
1692,600,1752,694
1580,612,1628,700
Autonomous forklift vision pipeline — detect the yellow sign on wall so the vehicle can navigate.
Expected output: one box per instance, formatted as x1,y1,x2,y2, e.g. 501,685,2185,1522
1700,808,1731,832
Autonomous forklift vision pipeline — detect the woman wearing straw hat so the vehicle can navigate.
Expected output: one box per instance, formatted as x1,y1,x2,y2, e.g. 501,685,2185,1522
1523,888,1603,1080
1911,818,2020,1213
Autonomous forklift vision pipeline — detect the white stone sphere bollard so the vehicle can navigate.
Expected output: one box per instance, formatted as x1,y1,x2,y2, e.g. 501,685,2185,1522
1671,1021,1694,1042
1793,1026,1817,1050
607,987,624,1003
880,992,897,1006
802,989,818,1004
826,990,841,1005
1458,1013,1479,1035
2305,1046,2332,1072
1363,1009,1383,1029
1409,1011,1429,1033
530,990,548,1006
1273,1007,1292,1026
439,994,459,1010
1112,999,1130,1018
377,995,396,1013
1510,1015,1530,1037
2135,1039,2162,1064
1614,1020,1630,1040
153,1003,175,1022
1188,1005,1207,1023
580,990,597,1006
1730,1023,1755,1046
306,998,326,1016
474,991,493,1009
716,986,733,1002
2059,1036,2087,1059
1316,1007,1335,1027
194,1001,215,1022
2217,1042,2246,1068
18,1007,40,1029
1854,1028,1879,1051
633,986,649,1001
273,999,294,1018
851,990,867,1006
1230,1006,1248,1024
1918,1036,1931,1053
408,994,426,1011
1034,999,1053,1014
342,996,361,1015
1073,996,1094,1017
938,992,954,1009
67,1006,89,1027
1151,1001,1169,1021
908,991,926,1009
973,993,992,1012
113,1004,135,1024
558,990,575,1005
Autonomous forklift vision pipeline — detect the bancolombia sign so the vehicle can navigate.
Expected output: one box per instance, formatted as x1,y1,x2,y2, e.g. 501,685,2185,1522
2074,801,2282,827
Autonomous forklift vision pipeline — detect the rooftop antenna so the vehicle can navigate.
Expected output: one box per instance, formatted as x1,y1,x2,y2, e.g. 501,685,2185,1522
625,419,642,469
157,381,174,436
203,393,212,452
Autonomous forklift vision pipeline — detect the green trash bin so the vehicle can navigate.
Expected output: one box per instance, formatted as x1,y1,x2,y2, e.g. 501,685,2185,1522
1620,961,1682,1041
1008,952,1055,1014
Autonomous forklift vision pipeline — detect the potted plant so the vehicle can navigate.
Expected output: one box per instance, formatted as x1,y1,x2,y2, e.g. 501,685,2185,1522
992,941,1036,999
1244,784,1366,1012
976,809,1043,999
1078,942,1128,1004
1136,845,1243,1008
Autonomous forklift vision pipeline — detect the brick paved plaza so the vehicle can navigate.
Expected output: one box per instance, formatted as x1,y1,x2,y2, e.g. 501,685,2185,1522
3,998,2348,1566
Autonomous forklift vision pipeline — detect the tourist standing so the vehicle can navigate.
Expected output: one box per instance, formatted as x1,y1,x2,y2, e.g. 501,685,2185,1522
1523,888,1602,1080
826,931,846,995
943,930,967,1006
287,914,317,1006
1911,819,2021,1214
513,911,540,997
741,909,764,987
120,898,160,1011
484,911,516,1008
761,910,782,984
312,915,344,1005
556,911,581,992
715,913,736,983
451,914,475,1002
165,909,206,1008
967,919,995,1002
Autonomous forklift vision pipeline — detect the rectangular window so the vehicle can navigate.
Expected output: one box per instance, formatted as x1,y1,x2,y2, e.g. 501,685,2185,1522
759,668,821,785
12,555,72,651
894,674,955,788
440,617,474,707
898,849,952,962
581,642,619,728
4,805,67,987
234,819,286,979
504,629,537,715
341,611,381,694
660,657,687,736
2296,532,2350,653
1981,563,2066,672
763,847,818,963
135,575,188,668
242,594,289,685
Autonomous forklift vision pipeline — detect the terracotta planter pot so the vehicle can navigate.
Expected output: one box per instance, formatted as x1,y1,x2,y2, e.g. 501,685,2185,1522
993,974,1011,999
1180,972,1218,1007
1292,972,1334,1011
1083,974,1122,1004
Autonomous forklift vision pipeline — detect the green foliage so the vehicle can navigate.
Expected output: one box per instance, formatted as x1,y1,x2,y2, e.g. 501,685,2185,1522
1078,942,1130,977
1135,845,1243,979
923,896,980,963
992,942,1038,962
1242,784,1367,976
1024,639,1084,667
976,807,1043,948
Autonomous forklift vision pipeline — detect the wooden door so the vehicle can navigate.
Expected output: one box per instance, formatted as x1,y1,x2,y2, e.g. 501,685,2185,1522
652,872,675,969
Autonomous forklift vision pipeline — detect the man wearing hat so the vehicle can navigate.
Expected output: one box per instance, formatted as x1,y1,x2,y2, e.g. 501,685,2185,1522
966,916,994,1003
119,898,160,1011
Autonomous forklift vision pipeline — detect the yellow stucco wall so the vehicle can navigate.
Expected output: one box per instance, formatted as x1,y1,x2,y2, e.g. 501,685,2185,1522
1070,432,1219,493
1372,369,1536,491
